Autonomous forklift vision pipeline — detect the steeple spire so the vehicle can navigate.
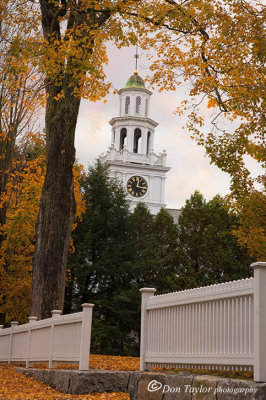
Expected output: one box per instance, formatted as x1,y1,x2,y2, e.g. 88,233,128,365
134,43,139,73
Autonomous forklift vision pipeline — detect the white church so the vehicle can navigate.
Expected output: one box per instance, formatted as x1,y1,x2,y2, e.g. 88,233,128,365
101,69,180,221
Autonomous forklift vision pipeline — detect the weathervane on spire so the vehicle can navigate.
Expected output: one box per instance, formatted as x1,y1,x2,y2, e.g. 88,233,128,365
134,43,139,74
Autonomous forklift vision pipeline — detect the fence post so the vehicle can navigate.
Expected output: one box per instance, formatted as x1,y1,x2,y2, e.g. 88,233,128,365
26,317,37,368
251,261,266,382
8,321,19,364
139,288,156,371
79,303,94,371
49,310,61,368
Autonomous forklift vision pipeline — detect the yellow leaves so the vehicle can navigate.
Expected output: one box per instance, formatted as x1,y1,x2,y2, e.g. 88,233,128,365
73,163,86,222
0,355,139,399
53,90,65,101
0,141,45,323
89,354,139,372
232,191,266,260
34,354,140,372
207,98,216,108
0,134,85,324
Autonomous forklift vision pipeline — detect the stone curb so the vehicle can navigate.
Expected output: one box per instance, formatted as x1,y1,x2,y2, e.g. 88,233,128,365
16,368,266,399
16,368,132,394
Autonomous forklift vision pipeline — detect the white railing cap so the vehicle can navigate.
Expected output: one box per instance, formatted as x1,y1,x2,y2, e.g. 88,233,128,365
51,310,62,318
82,303,95,308
28,316,38,323
140,288,156,293
250,261,266,269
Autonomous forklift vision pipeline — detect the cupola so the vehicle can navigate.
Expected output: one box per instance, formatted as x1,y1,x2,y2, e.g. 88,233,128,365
125,70,146,89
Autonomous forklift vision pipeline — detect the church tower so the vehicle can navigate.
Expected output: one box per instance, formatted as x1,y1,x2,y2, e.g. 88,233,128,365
101,70,170,214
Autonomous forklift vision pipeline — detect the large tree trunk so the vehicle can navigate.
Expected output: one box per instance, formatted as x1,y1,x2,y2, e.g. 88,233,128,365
31,0,112,320
31,78,80,319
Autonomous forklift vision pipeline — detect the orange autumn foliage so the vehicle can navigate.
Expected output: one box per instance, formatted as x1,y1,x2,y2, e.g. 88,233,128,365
0,0,44,247
135,0,265,258
89,355,139,372
0,134,85,324
232,191,266,259
138,0,265,195
0,137,45,323
52,354,140,372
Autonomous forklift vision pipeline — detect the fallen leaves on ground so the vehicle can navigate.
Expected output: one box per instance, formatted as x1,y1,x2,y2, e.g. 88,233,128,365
0,366,129,400
88,355,139,371
33,355,140,372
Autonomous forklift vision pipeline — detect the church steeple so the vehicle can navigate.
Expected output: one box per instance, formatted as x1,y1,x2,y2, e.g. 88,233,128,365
101,69,170,214
108,70,156,155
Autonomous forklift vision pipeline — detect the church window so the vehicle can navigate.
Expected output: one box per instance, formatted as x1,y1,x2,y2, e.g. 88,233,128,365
136,96,141,114
125,96,130,114
145,99,149,116
133,128,141,153
120,128,127,150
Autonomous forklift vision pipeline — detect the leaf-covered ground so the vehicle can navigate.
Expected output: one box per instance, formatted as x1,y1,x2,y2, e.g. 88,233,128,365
0,365,129,399
0,354,254,399
30,354,140,373
0,354,140,400
56,354,140,372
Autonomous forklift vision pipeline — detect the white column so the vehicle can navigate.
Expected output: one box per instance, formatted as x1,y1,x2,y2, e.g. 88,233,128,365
161,176,166,204
141,130,148,154
26,317,37,367
251,261,266,382
127,126,134,153
114,128,121,151
150,131,155,151
49,310,61,368
79,303,94,371
139,288,156,371
8,321,19,364
111,129,115,146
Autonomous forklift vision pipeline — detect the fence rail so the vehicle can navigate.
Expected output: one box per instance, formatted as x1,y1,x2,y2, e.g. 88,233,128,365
140,262,266,382
0,303,94,370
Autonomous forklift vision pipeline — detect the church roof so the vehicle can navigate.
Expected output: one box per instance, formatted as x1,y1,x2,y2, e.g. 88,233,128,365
125,70,146,89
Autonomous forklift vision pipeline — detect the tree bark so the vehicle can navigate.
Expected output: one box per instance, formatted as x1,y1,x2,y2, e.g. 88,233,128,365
31,76,80,319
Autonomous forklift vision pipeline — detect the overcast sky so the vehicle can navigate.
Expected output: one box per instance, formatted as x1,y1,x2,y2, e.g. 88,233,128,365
75,45,231,209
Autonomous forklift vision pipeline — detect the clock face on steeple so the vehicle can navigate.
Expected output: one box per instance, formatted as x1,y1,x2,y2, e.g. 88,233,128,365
127,176,148,197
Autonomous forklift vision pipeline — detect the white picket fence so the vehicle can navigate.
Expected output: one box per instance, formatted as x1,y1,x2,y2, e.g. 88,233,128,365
140,262,266,382
0,303,94,370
